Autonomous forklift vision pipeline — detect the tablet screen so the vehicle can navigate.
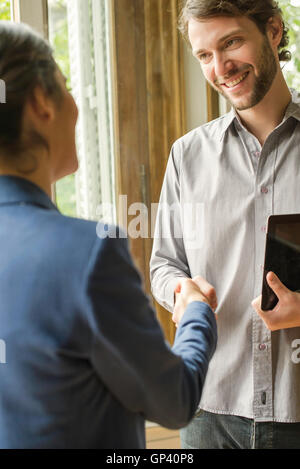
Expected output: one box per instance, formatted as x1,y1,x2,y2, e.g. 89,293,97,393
261,215,300,311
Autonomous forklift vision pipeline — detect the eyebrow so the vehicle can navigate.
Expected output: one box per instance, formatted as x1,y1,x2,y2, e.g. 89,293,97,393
193,28,245,57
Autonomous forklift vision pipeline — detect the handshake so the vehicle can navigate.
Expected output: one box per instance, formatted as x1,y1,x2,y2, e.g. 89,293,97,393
173,276,218,326
174,273,300,331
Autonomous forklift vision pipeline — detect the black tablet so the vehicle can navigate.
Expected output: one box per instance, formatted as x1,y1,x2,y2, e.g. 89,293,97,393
261,214,300,311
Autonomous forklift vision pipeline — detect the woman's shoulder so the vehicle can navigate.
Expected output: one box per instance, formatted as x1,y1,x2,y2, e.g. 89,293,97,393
45,211,128,261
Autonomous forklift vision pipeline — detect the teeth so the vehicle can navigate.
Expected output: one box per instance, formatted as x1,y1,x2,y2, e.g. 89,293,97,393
225,72,248,88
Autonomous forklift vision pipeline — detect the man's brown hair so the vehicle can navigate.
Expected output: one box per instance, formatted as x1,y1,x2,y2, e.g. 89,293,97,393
178,0,291,62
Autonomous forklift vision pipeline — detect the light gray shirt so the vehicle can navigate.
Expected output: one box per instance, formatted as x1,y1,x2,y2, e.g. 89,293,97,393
150,89,300,422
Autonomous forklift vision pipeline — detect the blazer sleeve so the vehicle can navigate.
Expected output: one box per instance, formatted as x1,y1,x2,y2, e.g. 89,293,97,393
85,233,217,429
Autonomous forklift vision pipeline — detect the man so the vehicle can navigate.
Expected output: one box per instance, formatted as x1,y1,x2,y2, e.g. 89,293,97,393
150,0,300,449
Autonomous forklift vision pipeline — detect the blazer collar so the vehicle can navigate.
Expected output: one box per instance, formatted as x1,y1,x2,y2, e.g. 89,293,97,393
0,175,59,212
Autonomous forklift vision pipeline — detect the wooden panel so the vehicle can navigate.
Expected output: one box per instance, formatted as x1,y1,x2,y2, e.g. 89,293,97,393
146,426,180,449
111,0,149,283
111,0,185,345
206,82,220,122
144,0,185,345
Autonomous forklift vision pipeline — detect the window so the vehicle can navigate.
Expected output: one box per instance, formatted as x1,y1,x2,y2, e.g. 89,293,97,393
0,0,116,222
48,0,116,222
281,0,300,91
48,0,75,216
0,0,11,20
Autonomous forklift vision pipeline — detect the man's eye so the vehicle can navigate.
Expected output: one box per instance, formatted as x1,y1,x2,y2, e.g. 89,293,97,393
198,53,211,64
225,38,241,48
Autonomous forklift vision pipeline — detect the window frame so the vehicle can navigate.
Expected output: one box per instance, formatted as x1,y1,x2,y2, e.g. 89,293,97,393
12,0,48,38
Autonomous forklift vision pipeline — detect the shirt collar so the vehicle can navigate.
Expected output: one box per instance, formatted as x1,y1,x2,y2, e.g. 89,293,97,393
0,175,59,211
219,108,236,140
219,88,300,140
284,88,300,122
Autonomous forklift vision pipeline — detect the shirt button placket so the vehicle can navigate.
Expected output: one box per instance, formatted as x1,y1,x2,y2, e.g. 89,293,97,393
253,157,273,420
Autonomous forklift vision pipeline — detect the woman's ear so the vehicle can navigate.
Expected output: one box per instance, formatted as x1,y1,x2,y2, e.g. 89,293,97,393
27,86,56,123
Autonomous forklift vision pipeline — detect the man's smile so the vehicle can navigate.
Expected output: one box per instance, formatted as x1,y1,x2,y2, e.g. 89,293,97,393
223,71,250,88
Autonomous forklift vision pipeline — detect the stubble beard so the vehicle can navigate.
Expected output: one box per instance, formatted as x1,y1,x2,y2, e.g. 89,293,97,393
214,36,278,111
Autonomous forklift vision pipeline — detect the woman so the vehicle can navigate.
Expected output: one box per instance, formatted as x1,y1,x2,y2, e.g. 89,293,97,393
0,21,217,449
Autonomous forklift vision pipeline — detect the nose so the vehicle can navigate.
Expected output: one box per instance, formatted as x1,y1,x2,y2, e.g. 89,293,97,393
212,51,235,83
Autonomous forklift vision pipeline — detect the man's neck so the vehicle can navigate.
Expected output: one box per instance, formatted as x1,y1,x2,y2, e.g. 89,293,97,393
236,72,291,146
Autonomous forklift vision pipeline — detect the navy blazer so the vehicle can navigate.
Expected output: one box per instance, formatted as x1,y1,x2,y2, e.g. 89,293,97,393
0,176,217,449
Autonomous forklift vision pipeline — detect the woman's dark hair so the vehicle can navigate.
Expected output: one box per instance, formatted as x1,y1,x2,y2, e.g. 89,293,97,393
178,0,291,62
0,21,62,162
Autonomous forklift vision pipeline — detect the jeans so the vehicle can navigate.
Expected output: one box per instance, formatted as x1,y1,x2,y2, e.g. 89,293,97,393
180,410,300,449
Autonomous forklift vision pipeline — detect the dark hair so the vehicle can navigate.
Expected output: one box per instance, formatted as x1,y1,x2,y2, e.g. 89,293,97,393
0,21,62,162
178,0,291,62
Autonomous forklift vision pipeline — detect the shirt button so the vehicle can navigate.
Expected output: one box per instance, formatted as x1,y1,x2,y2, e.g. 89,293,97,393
259,344,266,351
261,186,268,194
254,151,260,158
261,226,266,233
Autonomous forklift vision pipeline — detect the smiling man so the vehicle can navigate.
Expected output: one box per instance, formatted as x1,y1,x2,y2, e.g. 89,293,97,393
150,0,300,449
190,14,281,108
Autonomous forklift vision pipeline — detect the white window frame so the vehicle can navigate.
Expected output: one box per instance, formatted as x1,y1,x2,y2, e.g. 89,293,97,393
11,0,116,223
12,0,48,37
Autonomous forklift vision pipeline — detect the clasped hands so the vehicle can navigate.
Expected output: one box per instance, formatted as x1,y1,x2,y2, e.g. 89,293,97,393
173,272,300,331
172,276,218,326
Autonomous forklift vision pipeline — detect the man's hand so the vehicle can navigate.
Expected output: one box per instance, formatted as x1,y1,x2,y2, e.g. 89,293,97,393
252,272,300,331
172,276,217,326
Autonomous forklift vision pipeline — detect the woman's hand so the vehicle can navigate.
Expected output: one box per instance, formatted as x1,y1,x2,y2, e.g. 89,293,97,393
172,276,217,326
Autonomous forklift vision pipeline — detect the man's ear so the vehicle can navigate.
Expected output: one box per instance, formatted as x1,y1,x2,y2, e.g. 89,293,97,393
27,86,56,123
266,16,283,50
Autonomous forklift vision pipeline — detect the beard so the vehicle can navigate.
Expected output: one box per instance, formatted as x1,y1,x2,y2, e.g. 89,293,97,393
214,36,278,111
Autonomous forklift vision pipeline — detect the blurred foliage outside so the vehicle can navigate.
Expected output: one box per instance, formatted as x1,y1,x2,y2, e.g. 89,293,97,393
47,0,77,217
0,0,11,20
0,0,300,217
280,0,300,90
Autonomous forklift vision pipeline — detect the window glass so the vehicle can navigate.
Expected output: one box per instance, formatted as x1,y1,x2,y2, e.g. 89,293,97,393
280,0,300,90
47,0,116,222
0,0,11,20
48,0,76,217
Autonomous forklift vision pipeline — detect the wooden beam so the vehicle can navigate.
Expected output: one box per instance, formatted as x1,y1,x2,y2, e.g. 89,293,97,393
206,83,220,122
110,0,185,344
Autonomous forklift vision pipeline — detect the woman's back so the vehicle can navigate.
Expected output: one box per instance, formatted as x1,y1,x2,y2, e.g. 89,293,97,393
0,175,147,448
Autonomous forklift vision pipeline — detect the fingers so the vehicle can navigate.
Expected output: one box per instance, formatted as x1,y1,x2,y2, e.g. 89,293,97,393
179,276,217,310
251,295,262,314
179,278,207,302
173,278,209,326
251,295,267,320
266,272,289,299
173,276,218,327
193,275,218,310
251,295,276,330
